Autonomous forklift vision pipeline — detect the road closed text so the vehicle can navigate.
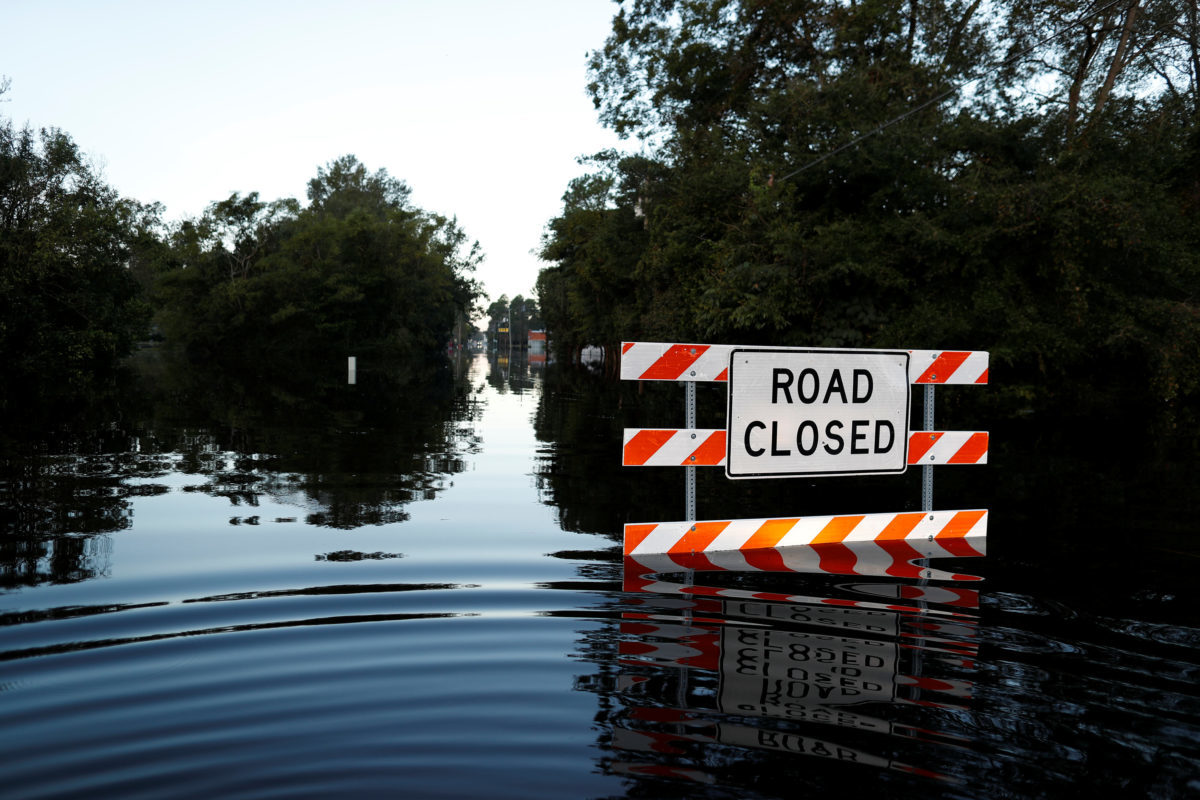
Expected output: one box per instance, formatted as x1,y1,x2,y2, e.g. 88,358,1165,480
726,349,910,479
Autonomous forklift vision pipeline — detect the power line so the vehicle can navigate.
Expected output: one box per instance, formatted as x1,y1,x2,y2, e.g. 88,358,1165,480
775,0,1133,183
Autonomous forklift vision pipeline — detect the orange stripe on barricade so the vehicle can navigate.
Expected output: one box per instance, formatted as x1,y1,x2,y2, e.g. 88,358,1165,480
625,524,659,553
668,521,730,555
877,513,925,540
916,351,969,383
907,431,988,464
743,518,798,551
947,432,989,464
936,511,987,557
813,515,864,545
637,344,709,380
907,432,942,463
687,431,726,465
624,430,676,466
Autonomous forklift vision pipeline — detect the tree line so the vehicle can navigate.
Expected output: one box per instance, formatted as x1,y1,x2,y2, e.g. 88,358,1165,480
484,294,543,351
1,84,482,399
536,0,1200,420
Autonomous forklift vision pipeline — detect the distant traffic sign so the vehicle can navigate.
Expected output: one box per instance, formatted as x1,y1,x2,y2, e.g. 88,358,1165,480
726,348,910,479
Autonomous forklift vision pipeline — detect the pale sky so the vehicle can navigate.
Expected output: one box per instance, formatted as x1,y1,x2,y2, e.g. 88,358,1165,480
2,0,626,305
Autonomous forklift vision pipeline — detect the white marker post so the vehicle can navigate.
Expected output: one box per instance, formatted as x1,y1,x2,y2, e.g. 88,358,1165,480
348,356,357,385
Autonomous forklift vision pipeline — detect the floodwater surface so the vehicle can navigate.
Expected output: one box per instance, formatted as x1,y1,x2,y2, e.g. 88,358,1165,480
1,352,1197,799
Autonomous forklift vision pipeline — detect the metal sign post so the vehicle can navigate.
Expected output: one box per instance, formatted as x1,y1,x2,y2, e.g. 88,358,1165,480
685,381,697,522
923,384,935,512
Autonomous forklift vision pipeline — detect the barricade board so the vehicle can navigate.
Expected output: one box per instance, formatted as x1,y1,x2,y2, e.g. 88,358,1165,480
620,342,989,385
622,429,989,467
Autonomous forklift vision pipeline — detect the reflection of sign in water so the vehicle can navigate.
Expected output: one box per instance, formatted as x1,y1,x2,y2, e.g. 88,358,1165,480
723,600,899,637
727,348,910,478
610,582,977,786
718,627,897,715
612,716,933,777
622,568,982,620
619,614,975,712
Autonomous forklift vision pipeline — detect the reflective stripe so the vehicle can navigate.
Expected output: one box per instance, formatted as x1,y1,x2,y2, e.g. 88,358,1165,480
623,429,988,466
625,509,988,557
621,342,989,384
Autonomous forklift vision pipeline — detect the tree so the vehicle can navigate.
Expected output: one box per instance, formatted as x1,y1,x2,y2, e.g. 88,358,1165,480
155,155,482,365
0,106,152,392
538,0,1200,417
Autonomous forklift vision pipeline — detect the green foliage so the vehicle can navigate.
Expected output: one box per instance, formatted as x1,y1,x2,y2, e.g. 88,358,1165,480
0,111,153,393
155,156,482,366
539,0,1200,418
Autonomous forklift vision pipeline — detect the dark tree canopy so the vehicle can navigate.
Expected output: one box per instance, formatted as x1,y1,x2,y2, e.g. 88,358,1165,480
539,0,1200,419
0,108,153,390
155,155,482,366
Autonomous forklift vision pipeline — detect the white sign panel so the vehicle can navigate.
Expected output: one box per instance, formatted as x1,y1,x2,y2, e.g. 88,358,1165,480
726,348,910,479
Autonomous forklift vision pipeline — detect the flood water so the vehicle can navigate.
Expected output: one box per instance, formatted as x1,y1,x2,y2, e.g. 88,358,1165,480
1,351,1197,799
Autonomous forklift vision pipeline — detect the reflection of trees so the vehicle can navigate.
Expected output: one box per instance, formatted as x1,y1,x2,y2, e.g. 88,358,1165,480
532,366,686,538
133,350,480,530
531,364,928,541
0,431,174,587
0,349,479,586
485,351,538,396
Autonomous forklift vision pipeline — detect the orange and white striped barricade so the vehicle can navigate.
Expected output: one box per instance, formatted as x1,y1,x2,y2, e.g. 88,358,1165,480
620,342,988,385
618,341,991,570
624,509,987,560
623,429,989,467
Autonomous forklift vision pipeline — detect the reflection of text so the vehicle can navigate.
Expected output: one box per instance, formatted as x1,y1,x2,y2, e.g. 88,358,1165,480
720,627,897,716
725,601,898,636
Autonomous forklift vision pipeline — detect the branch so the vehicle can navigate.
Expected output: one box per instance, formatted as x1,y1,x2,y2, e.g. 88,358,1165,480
1090,0,1142,124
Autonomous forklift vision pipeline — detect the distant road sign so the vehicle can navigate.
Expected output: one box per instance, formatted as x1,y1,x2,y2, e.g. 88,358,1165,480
726,348,910,479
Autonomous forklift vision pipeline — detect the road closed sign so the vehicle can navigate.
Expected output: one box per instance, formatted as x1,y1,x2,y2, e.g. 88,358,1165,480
726,348,910,479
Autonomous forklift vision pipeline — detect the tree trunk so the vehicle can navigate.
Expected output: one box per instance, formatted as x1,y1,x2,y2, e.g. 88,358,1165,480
1089,1,1141,128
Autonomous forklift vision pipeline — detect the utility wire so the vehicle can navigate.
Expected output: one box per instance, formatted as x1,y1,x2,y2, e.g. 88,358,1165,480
775,0,1133,183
